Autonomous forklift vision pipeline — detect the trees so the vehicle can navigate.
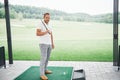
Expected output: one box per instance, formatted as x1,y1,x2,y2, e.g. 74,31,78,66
0,2,117,24
10,9,17,19
0,8,5,18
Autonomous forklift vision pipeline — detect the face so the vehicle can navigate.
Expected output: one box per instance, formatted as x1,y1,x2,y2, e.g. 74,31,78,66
44,15,50,24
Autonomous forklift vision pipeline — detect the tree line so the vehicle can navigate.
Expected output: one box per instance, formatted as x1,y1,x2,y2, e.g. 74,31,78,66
0,2,119,23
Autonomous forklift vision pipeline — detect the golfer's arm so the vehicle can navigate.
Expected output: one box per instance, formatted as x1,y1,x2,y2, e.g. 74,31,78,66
51,32,54,45
36,29,47,36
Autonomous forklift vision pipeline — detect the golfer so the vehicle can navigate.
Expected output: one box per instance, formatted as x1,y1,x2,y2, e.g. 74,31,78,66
36,13,54,80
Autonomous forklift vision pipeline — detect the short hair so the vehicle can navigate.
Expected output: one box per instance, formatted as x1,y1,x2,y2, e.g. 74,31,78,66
43,13,50,18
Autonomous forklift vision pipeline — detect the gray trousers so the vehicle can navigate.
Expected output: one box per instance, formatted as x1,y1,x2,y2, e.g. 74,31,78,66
39,44,52,76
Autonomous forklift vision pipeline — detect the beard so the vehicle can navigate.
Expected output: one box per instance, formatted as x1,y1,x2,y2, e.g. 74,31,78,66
44,20,49,24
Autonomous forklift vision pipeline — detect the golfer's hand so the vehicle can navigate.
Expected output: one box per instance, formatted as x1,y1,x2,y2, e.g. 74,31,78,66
46,30,51,34
52,44,55,49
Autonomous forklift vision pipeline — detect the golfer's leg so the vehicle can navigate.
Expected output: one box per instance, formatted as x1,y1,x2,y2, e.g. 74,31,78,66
40,44,48,76
45,45,52,71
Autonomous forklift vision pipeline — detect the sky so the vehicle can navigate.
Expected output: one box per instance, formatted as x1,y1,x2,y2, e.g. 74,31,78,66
0,0,113,15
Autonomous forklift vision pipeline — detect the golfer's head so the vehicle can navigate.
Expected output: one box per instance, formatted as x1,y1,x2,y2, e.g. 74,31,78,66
43,13,50,24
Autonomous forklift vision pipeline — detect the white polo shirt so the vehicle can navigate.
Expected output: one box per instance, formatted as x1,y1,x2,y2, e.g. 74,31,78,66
37,21,52,45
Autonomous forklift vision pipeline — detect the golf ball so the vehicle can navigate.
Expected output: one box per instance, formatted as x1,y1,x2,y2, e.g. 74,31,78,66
63,72,66,75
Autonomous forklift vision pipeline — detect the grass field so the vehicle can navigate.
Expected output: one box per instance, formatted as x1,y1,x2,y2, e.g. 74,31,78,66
0,19,116,61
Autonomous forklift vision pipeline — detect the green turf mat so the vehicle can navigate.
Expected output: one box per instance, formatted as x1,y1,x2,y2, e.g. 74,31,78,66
14,66,73,80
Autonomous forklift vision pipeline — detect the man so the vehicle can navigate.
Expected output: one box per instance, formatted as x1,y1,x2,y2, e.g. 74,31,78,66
36,13,54,80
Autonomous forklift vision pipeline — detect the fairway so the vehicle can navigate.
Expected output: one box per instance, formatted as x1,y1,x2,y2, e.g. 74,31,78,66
0,19,117,61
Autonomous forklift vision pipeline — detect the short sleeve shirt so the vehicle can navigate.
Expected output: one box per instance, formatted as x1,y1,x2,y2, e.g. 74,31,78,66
37,20,52,45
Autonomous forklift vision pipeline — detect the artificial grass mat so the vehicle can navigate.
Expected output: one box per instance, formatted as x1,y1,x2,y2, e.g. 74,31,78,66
14,66,73,80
